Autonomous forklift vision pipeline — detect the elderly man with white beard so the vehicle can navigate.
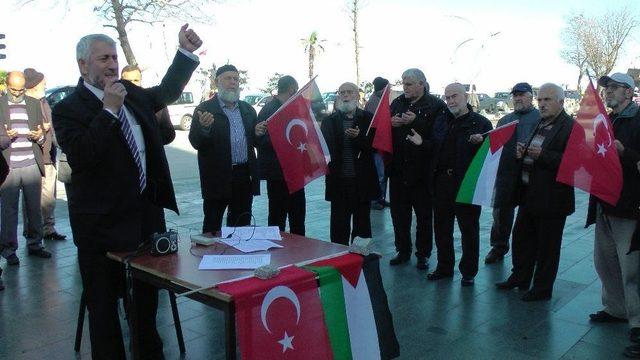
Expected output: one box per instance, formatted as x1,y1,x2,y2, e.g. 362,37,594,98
189,64,260,233
320,82,379,245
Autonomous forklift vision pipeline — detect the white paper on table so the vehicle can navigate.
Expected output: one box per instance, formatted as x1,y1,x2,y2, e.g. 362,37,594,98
220,238,283,253
220,226,282,241
198,254,271,270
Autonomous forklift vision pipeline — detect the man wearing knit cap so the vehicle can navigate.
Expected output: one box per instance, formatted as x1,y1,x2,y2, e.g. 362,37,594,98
365,76,390,210
189,64,259,233
0,71,49,266
23,68,67,241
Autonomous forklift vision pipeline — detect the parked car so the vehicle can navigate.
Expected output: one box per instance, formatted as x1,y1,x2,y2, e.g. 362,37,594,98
254,95,273,114
493,92,512,112
322,92,337,116
243,93,269,113
476,93,500,114
45,85,76,109
168,91,197,130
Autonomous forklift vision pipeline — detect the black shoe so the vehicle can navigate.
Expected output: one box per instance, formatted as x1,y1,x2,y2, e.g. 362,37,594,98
461,277,475,286
44,232,67,241
5,254,19,266
416,257,428,270
496,278,529,290
630,327,640,343
625,344,640,358
484,249,505,264
521,290,551,302
27,248,52,259
589,310,627,323
427,270,453,281
389,253,410,266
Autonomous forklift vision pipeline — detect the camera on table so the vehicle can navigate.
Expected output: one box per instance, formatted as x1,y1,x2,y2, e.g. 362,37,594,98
150,230,179,256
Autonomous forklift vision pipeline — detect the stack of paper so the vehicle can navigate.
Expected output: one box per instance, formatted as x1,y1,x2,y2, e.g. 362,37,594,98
198,254,271,270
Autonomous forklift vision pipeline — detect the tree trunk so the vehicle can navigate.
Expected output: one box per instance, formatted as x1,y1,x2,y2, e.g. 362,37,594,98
352,0,360,87
111,0,137,66
308,48,314,79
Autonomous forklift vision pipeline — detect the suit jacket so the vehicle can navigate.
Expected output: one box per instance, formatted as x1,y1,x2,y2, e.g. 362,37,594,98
429,106,493,190
188,94,259,200
320,109,380,202
0,94,46,175
52,51,198,252
517,110,575,218
388,92,447,187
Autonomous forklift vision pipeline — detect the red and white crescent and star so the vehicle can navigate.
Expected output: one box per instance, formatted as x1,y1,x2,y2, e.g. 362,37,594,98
285,119,309,153
260,285,301,353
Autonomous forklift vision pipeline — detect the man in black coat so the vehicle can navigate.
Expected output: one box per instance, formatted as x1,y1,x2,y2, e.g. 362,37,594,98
411,83,492,286
585,73,640,339
496,83,575,302
255,75,306,235
320,82,379,245
189,64,259,233
387,68,446,269
52,26,202,359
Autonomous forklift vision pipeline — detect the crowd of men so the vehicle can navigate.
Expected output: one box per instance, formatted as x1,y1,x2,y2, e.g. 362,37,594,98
1,23,640,358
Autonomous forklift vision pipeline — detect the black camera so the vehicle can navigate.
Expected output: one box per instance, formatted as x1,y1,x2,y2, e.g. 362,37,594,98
150,230,179,256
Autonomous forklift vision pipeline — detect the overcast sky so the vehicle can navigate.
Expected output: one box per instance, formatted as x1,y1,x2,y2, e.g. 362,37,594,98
2,0,638,96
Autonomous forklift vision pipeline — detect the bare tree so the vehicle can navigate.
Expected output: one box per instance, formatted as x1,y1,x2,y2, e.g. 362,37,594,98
17,0,214,67
94,0,213,66
561,14,589,93
561,8,638,87
347,0,362,86
301,31,326,80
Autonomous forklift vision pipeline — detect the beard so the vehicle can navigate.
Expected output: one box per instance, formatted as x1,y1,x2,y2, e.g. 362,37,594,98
336,99,358,113
218,88,240,103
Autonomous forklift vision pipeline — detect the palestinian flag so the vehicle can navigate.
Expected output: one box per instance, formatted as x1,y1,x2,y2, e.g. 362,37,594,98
305,253,400,360
456,121,518,207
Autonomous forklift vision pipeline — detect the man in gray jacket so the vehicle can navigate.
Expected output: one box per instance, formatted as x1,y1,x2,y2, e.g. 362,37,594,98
484,82,540,264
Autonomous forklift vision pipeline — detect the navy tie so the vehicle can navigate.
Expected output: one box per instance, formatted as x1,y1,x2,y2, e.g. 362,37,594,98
117,108,146,192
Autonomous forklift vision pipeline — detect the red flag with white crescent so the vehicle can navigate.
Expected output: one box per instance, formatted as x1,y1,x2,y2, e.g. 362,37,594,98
217,266,333,359
266,79,330,193
557,81,622,205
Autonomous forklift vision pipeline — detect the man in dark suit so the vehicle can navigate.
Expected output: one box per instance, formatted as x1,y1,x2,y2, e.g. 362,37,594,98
387,68,446,270
255,75,306,235
496,83,575,302
52,25,202,359
189,64,259,234
320,82,379,245
0,71,50,265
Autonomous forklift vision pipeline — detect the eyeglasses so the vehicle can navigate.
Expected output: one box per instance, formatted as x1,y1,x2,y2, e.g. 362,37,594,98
338,90,355,96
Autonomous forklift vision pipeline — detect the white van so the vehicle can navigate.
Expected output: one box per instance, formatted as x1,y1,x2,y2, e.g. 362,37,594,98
168,91,197,130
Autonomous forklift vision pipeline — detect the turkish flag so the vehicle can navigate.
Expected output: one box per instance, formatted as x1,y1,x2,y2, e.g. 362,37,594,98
369,85,393,162
217,266,333,360
266,79,330,194
557,81,622,205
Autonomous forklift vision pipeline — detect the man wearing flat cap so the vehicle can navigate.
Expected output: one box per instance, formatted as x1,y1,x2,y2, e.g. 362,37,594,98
586,73,640,344
0,71,49,266
23,68,67,242
189,64,259,233
484,82,540,264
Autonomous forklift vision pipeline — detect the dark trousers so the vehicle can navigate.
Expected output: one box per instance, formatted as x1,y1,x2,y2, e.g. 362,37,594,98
389,176,432,258
510,207,566,293
330,178,372,245
202,165,253,233
490,206,515,253
433,173,481,278
267,179,306,236
78,250,163,360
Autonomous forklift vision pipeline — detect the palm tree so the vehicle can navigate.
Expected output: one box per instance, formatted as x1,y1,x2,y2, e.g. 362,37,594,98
301,31,326,80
